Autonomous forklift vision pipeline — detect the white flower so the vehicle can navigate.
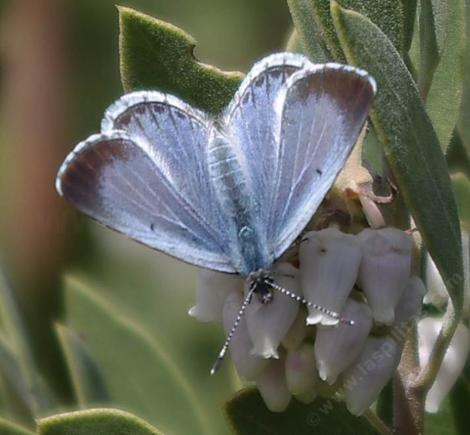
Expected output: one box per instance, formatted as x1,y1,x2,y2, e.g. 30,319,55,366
256,357,291,412
282,309,308,351
299,228,362,325
418,317,470,413
423,254,449,308
245,263,299,359
314,298,373,385
343,336,402,415
357,228,412,324
394,276,426,325
189,269,242,322
285,343,319,397
223,291,267,380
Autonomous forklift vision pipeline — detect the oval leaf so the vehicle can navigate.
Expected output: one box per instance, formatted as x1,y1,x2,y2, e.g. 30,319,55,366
119,6,243,115
225,388,376,435
55,324,110,407
287,0,330,61
331,2,463,311
38,409,162,435
304,0,405,62
0,417,34,435
424,0,465,150
64,276,210,435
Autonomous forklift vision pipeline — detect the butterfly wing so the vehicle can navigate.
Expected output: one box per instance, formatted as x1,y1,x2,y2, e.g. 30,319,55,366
268,64,376,256
56,93,235,272
223,53,308,223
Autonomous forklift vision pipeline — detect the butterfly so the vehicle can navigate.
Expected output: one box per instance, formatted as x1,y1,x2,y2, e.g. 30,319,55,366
56,52,375,371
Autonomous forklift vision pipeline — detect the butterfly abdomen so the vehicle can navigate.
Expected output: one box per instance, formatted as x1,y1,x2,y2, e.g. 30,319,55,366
207,135,272,275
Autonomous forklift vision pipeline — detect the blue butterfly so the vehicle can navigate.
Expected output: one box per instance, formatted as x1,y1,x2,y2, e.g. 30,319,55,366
56,52,375,371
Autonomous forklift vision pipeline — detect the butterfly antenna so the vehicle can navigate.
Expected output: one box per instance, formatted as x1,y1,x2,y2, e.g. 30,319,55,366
210,287,256,376
267,281,355,326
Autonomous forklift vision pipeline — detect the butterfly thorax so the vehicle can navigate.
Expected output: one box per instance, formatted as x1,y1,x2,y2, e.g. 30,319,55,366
207,134,273,276
247,269,274,304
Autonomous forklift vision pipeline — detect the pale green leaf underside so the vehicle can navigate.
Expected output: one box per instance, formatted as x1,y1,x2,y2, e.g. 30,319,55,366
331,2,463,311
425,0,465,151
38,409,163,435
287,0,330,61
0,417,34,435
119,6,243,115
55,324,110,408
306,0,405,62
64,276,210,435
225,388,375,435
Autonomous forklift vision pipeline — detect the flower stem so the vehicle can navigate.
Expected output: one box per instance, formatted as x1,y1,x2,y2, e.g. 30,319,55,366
363,409,392,435
413,300,459,391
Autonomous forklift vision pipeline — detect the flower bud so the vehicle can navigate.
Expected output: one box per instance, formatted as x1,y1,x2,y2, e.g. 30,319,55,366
299,228,362,325
282,310,308,351
394,276,426,325
256,357,291,412
418,318,470,413
189,269,242,322
246,263,299,359
423,254,448,308
343,336,401,415
357,228,412,324
285,343,319,397
314,299,372,385
223,292,267,380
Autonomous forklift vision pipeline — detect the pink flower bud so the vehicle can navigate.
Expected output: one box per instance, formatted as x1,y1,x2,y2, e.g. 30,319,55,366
246,263,299,358
418,318,470,413
394,276,426,325
299,228,362,325
256,357,291,412
343,336,401,415
314,299,372,385
285,343,319,397
223,292,267,380
357,228,412,324
189,269,242,322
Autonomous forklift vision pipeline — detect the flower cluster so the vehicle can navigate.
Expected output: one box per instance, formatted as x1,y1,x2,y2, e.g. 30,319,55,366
189,227,426,414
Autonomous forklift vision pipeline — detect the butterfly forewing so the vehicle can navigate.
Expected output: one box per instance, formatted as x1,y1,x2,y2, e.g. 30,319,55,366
101,92,227,245
56,130,235,272
267,64,376,257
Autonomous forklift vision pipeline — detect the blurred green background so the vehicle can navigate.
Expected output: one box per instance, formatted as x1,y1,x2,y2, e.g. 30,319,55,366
0,0,291,433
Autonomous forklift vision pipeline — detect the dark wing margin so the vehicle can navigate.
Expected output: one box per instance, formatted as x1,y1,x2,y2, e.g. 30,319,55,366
56,130,235,272
268,63,376,257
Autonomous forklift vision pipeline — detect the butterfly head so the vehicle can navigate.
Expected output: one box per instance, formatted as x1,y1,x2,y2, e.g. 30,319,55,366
247,269,274,304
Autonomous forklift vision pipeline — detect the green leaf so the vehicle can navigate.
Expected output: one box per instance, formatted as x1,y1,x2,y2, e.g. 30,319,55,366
38,409,163,435
457,0,470,152
55,324,110,408
118,6,243,115
0,334,35,425
401,0,418,52
64,276,211,435
417,0,440,97
287,0,330,61
424,0,465,151
425,398,459,435
225,388,376,435
0,417,34,435
331,2,464,311
0,271,56,415
305,0,405,62
452,173,470,230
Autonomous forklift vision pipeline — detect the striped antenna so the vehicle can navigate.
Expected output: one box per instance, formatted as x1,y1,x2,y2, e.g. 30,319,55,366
210,286,256,376
268,281,355,326
209,275,355,375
